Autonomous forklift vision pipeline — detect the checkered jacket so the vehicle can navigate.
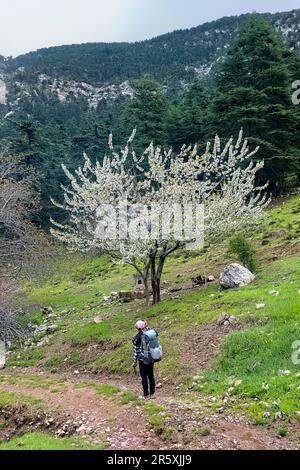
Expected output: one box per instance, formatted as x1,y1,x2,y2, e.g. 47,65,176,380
132,331,142,367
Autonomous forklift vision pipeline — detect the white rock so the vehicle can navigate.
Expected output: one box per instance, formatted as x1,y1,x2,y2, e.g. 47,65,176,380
220,263,255,289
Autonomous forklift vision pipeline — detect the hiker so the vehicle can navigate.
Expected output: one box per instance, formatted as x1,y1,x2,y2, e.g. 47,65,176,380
132,320,162,399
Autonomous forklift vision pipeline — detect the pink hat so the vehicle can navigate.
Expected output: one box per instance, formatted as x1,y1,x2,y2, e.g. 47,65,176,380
135,320,145,330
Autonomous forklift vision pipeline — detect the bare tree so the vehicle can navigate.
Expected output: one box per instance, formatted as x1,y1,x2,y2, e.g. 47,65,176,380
0,146,46,279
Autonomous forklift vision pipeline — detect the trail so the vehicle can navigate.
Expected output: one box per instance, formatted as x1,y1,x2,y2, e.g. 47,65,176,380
0,369,294,450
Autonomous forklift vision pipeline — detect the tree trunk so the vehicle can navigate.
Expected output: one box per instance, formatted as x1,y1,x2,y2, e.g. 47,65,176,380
151,254,165,305
151,276,161,304
143,275,150,306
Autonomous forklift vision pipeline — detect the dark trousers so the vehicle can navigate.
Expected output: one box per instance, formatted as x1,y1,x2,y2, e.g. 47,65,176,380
139,360,155,397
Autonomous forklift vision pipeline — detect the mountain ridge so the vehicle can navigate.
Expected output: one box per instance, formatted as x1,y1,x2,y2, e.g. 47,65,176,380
0,8,299,108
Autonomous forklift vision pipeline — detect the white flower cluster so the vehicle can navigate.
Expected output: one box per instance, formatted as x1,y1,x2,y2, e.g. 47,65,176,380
50,129,269,302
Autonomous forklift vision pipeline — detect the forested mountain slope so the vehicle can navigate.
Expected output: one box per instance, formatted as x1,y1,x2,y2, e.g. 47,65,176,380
0,9,299,106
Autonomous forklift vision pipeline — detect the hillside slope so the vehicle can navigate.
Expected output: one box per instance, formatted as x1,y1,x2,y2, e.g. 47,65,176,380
0,195,299,449
0,8,299,109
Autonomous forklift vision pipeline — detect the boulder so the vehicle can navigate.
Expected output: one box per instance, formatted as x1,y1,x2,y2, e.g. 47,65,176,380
220,263,255,289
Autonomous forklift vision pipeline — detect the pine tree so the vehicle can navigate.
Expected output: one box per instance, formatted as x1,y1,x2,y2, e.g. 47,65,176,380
167,81,209,148
124,76,168,152
210,15,300,189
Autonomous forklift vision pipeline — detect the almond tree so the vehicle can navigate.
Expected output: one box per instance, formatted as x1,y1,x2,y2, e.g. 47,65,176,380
51,130,269,304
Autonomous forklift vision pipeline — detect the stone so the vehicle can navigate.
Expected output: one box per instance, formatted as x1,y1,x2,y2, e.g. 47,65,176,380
33,325,48,336
275,411,284,420
269,290,279,296
220,263,255,289
278,369,291,376
60,310,70,316
41,306,53,315
256,304,265,310
218,313,236,327
76,424,87,434
47,324,58,334
37,337,50,347
117,291,134,302
93,316,102,324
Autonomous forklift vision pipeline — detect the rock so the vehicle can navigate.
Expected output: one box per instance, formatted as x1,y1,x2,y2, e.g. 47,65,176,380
73,370,80,375
93,316,102,324
118,291,134,302
156,383,163,389
278,369,291,376
47,324,58,334
42,306,53,315
218,313,236,327
207,275,215,282
76,424,87,434
256,304,265,310
60,310,70,316
36,337,50,347
220,263,255,289
269,290,279,296
33,325,48,336
44,418,54,427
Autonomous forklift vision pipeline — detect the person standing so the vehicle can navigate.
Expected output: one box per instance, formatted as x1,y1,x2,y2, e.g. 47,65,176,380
132,320,156,399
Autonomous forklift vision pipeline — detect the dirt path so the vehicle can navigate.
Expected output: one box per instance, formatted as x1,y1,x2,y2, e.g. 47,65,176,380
0,368,295,450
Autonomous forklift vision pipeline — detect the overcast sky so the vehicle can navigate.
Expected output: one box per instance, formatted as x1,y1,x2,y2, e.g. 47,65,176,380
0,0,299,57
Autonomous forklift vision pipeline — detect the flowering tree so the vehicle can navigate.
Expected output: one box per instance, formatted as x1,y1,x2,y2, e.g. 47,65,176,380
51,130,269,304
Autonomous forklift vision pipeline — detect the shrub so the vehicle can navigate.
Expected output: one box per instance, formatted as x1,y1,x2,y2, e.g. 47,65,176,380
227,234,257,272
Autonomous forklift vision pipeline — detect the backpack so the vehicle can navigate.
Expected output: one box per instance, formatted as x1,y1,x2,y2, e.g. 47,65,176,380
140,329,162,364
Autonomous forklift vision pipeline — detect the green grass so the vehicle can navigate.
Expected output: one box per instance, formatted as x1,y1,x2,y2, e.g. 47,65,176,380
0,373,66,391
0,390,44,409
74,381,139,405
143,402,167,436
190,255,300,420
198,426,211,436
0,432,105,450
6,195,300,425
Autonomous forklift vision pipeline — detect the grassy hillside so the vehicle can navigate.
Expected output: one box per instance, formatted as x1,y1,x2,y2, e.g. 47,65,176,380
4,195,300,432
